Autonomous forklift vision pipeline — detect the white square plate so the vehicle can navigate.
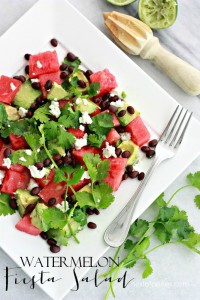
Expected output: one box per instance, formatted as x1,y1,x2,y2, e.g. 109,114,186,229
0,0,200,299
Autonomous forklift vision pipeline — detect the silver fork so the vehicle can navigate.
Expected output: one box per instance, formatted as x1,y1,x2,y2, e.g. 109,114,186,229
104,106,192,248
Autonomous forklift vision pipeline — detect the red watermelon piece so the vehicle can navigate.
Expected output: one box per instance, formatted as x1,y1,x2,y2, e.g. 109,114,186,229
72,146,101,165
90,108,101,117
1,170,28,195
90,69,117,97
0,147,25,172
15,214,41,236
68,178,90,195
102,128,120,147
39,181,66,204
38,71,61,98
0,138,3,151
59,99,72,109
126,116,150,147
0,76,21,105
9,133,28,150
104,158,127,191
35,169,55,188
68,127,85,139
29,51,59,78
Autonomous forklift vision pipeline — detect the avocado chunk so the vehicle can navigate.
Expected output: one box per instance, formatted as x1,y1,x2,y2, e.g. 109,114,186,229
30,203,48,231
47,82,69,100
69,70,89,91
117,103,140,126
13,80,41,109
4,104,20,121
118,140,139,166
74,98,99,114
16,189,39,216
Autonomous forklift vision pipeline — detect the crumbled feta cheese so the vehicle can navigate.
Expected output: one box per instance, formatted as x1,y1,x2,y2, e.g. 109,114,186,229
36,60,42,68
2,158,11,169
56,201,69,212
31,78,39,83
75,98,81,105
102,142,117,158
0,170,5,185
110,100,124,108
18,107,28,118
10,82,16,91
120,132,131,141
27,179,39,190
28,165,48,178
49,101,61,118
81,171,90,180
83,99,88,106
25,149,32,156
19,157,27,162
79,112,92,124
79,125,85,131
74,133,88,150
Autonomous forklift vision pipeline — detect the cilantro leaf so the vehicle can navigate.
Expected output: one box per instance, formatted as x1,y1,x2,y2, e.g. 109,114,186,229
93,182,114,209
43,121,58,141
187,171,200,190
0,103,7,124
73,208,87,226
67,166,85,185
9,119,31,136
63,57,81,68
0,193,15,216
123,253,137,269
54,169,67,183
170,205,188,221
24,133,41,152
57,128,75,150
182,232,200,247
124,239,136,250
87,82,100,97
42,207,67,229
33,103,50,123
135,237,150,257
129,219,149,239
47,228,68,246
10,150,35,167
0,103,11,138
89,112,114,136
76,191,95,208
87,133,106,148
96,160,110,181
194,194,200,209
58,107,80,129
83,153,100,182
142,257,153,279
157,206,175,222
155,192,166,207
154,223,171,244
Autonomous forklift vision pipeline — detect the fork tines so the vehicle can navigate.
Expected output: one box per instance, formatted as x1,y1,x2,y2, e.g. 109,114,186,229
160,105,192,148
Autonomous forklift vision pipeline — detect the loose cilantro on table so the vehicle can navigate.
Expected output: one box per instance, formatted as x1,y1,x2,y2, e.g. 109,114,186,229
101,172,200,300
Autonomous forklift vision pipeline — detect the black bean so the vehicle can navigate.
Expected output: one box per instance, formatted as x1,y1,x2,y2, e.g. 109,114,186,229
25,203,36,215
102,92,110,101
118,110,126,118
31,187,41,196
122,151,130,158
93,97,101,104
115,148,122,157
36,95,43,104
9,198,18,210
56,159,63,167
30,103,38,110
109,95,119,102
2,137,10,144
122,173,128,180
68,66,74,74
141,146,150,153
127,106,135,115
25,65,29,74
44,80,52,90
31,82,40,90
50,245,60,253
60,71,68,79
138,172,145,181
109,105,118,113
86,208,94,215
24,53,31,60
77,80,86,89
60,63,68,71
4,148,11,158
117,126,126,133
129,171,139,179
14,75,26,83
66,52,77,62
40,231,48,240
34,162,44,170
148,139,158,148
71,157,76,168
101,100,110,110
50,38,58,47
63,156,72,164
146,149,155,158
43,158,51,167
47,238,57,246
87,222,97,229
66,195,73,203
53,154,61,161
85,70,93,80
26,111,33,118
126,165,133,173
93,208,100,215
48,198,56,207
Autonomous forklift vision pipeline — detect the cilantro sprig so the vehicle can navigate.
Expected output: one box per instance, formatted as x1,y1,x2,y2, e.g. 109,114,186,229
101,171,200,300
0,193,16,216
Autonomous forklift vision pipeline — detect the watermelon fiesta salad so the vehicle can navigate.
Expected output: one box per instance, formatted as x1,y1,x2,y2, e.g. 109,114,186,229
0,38,157,253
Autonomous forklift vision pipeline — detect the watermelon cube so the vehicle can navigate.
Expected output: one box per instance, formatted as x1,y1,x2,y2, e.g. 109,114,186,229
29,51,60,78
9,133,28,150
68,127,85,139
35,169,55,188
59,99,72,109
39,181,66,204
104,158,127,191
126,116,150,147
68,178,90,195
0,147,25,172
0,76,21,105
38,71,61,98
90,69,117,97
15,214,41,236
90,108,101,117
1,170,28,195
102,128,120,147
72,146,101,165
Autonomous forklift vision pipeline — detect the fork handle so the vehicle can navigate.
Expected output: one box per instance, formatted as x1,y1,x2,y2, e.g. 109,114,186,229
140,36,200,96
104,156,162,248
